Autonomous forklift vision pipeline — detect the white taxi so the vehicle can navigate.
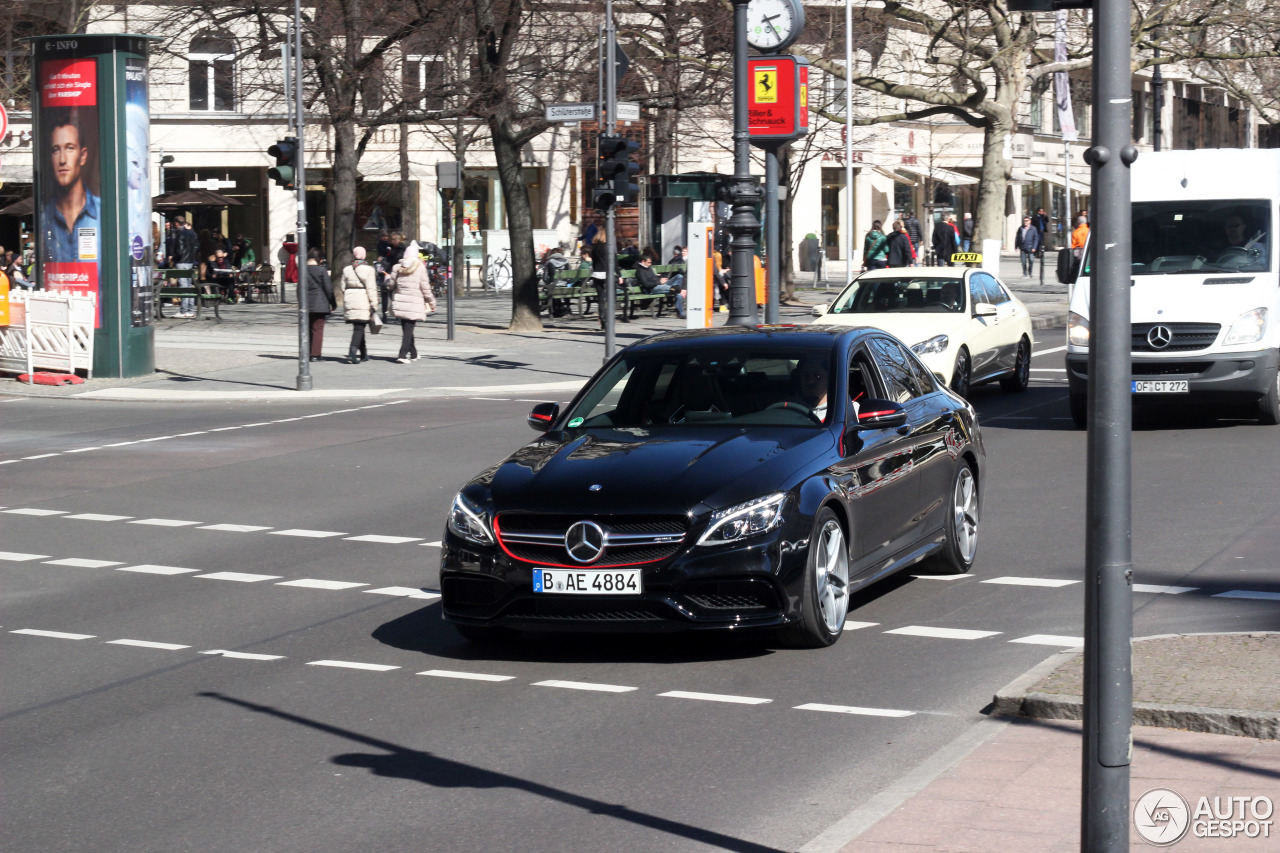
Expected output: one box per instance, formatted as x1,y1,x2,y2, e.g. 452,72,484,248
811,268,1034,398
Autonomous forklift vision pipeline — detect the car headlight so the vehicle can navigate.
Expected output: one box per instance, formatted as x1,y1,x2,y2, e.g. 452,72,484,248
1223,307,1268,346
696,493,786,547
1068,312,1090,347
447,491,495,546
911,334,949,356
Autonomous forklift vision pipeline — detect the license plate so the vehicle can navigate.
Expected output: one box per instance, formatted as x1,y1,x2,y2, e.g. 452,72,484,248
1131,380,1189,394
533,568,642,595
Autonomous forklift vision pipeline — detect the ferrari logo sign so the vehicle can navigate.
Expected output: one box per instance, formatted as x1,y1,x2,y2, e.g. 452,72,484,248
748,56,809,143
754,67,778,104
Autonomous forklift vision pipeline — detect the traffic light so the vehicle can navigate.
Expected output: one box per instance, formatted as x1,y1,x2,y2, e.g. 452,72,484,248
267,137,298,189
595,134,640,210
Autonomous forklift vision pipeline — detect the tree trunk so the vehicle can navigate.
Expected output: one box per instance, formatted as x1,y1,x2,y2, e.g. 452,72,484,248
331,118,358,274
974,108,1013,247
492,127,542,331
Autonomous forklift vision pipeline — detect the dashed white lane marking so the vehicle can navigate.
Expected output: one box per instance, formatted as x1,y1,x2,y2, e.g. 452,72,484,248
129,518,201,527
23,453,60,460
659,691,771,705
982,576,1080,588
533,680,638,693
1214,590,1280,601
1029,368,1068,373
4,508,67,516
345,534,422,544
117,564,199,575
208,426,241,432
421,541,443,547
63,513,133,521
419,669,516,682
794,703,915,718
195,571,283,583
200,523,272,533
1033,345,1068,357
270,529,347,538
0,551,51,561
1133,584,1197,594
843,621,879,630
912,573,973,581
12,629,95,640
107,639,191,650
363,587,441,600
885,626,1002,640
1009,634,1084,647
44,558,123,568
200,649,285,661
306,660,400,672
277,579,369,591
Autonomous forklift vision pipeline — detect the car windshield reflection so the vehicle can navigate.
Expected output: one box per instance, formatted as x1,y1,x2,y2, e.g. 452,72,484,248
829,277,966,314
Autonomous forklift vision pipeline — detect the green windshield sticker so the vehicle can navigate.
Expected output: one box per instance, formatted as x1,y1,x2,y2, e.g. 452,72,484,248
568,417,584,427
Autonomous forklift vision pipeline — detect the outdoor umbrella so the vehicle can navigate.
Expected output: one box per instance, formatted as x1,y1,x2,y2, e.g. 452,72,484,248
152,188,244,208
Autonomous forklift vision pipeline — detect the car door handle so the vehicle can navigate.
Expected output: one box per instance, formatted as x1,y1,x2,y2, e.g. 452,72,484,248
896,425,911,436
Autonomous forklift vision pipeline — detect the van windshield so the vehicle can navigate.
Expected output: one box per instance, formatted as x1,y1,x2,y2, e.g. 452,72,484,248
1127,200,1271,275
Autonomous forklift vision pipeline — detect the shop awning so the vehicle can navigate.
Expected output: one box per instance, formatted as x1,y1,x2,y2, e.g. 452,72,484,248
871,166,916,185
1025,169,1090,195
893,165,980,187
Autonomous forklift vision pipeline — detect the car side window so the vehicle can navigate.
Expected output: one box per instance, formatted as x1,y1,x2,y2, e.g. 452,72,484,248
868,338,922,402
973,273,1009,306
848,348,881,405
967,274,987,310
904,348,937,394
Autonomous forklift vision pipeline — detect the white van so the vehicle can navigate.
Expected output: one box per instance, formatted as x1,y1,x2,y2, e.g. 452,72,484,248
1065,148,1280,427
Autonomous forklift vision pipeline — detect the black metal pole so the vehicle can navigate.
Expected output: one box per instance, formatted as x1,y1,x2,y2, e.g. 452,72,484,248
764,145,780,324
1081,0,1136,847
1151,33,1163,152
603,0,617,360
292,9,311,392
727,0,761,326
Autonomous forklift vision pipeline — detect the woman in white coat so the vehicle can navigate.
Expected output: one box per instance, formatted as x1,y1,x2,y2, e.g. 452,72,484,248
389,241,436,363
341,246,379,364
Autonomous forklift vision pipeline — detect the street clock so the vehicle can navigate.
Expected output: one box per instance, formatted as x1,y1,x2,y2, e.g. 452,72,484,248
745,0,804,54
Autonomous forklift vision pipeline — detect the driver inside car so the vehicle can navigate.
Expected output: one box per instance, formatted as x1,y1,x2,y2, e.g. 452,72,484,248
792,358,830,420
1218,213,1268,267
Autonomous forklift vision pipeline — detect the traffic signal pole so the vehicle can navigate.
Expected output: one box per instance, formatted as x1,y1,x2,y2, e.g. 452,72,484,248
602,0,617,361
291,3,311,391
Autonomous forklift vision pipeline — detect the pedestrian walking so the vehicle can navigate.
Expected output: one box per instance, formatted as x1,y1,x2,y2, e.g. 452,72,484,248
885,220,913,268
305,248,336,361
168,216,201,317
281,234,299,290
961,212,975,252
932,214,960,266
1071,213,1090,259
388,241,436,363
341,246,379,364
1015,216,1041,278
904,212,924,265
863,220,889,270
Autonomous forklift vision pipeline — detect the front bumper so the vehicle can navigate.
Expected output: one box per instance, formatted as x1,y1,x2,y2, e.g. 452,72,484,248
1066,347,1279,398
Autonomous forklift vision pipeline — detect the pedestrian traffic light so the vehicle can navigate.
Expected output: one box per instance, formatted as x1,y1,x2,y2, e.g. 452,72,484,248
267,137,298,189
597,134,640,209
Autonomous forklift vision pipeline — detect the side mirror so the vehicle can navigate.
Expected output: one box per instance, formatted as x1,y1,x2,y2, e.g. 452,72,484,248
974,302,997,317
527,402,559,432
812,303,829,316
852,399,908,430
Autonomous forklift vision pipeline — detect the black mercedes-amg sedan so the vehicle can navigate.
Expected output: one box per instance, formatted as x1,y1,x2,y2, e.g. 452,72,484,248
440,325,985,647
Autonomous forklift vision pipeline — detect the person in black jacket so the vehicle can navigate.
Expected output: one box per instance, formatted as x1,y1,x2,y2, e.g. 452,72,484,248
305,247,336,361
932,214,959,266
885,220,913,268
903,212,924,266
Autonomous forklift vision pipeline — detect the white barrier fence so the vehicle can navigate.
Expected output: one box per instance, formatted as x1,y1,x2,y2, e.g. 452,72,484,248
0,290,96,377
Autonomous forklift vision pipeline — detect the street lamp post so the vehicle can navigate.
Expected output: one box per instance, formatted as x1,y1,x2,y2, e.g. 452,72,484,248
726,0,762,326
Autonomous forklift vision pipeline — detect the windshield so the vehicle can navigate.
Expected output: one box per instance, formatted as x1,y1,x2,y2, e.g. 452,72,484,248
829,276,965,314
1125,199,1271,275
565,347,835,429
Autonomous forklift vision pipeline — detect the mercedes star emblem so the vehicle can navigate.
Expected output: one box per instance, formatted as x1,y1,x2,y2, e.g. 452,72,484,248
1147,325,1173,349
564,520,606,563
589,484,603,492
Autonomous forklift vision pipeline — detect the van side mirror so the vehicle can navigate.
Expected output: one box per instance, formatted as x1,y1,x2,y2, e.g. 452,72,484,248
852,399,908,430
527,402,559,432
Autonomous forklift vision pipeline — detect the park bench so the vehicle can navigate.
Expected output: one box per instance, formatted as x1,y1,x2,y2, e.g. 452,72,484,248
544,263,686,320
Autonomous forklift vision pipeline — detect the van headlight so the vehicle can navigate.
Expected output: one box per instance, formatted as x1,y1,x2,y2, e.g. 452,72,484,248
1068,312,1090,347
697,493,786,546
1223,307,1268,346
911,335,949,356
447,491,495,546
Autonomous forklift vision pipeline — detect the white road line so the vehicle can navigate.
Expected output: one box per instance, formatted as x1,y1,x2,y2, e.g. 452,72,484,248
12,629,95,640
117,564,199,575
63,447,103,453
1133,584,1197,595
363,587,441,599
912,573,973,581
658,691,771,705
794,703,915,718
1213,590,1280,601
344,534,422,544
843,621,880,630
418,669,516,682
470,397,508,401
4,508,67,516
0,552,51,561
107,639,190,650
208,426,241,432
277,579,369,590
885,626,1003,640
1009,635,1084,647
129,518,201,527
270,529,347,538
23,453,59,460
420,541,443,547
533,680,638,693
982,576,1080,588
64,513,132,521
201,649,284,661
1029,368,1068,373
199,523,272,533
306,660,400,672
1032,345,1068,357
175,431,208,437
44,558,123,568
195,571,283,583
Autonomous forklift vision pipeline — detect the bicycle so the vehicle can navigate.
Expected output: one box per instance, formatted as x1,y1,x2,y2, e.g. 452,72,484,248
483,248,513,294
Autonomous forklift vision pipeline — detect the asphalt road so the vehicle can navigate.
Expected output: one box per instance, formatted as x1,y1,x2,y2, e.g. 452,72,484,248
3,334,1278,853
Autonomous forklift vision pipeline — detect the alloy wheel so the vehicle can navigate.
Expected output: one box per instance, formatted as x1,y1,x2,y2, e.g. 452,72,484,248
953,466,980,565
813,519,850,633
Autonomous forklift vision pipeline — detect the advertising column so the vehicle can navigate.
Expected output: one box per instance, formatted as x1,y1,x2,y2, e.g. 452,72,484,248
33,34,159,378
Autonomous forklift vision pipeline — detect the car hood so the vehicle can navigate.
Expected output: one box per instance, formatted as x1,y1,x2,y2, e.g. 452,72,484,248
814,312,971,348
482,426,835,515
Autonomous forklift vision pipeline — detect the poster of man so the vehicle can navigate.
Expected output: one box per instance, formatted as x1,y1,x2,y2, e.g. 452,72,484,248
125,57,153,326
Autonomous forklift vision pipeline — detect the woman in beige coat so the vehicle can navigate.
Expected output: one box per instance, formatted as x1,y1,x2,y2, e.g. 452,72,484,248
341,246,379,364
389,241,436,363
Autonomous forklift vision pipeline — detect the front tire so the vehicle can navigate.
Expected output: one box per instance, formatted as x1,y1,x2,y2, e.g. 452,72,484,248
950,348,972,399
926,461,980,574
779,507,849,648
1000,338,1031,393
1258,362,1280,425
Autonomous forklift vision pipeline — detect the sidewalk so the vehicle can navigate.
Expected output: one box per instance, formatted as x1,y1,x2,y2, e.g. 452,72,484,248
2,258,1067,402
805,633,1280,853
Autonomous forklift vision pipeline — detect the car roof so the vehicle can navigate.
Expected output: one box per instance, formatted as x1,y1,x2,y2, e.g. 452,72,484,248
851,268,973,282
630,325,878,354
